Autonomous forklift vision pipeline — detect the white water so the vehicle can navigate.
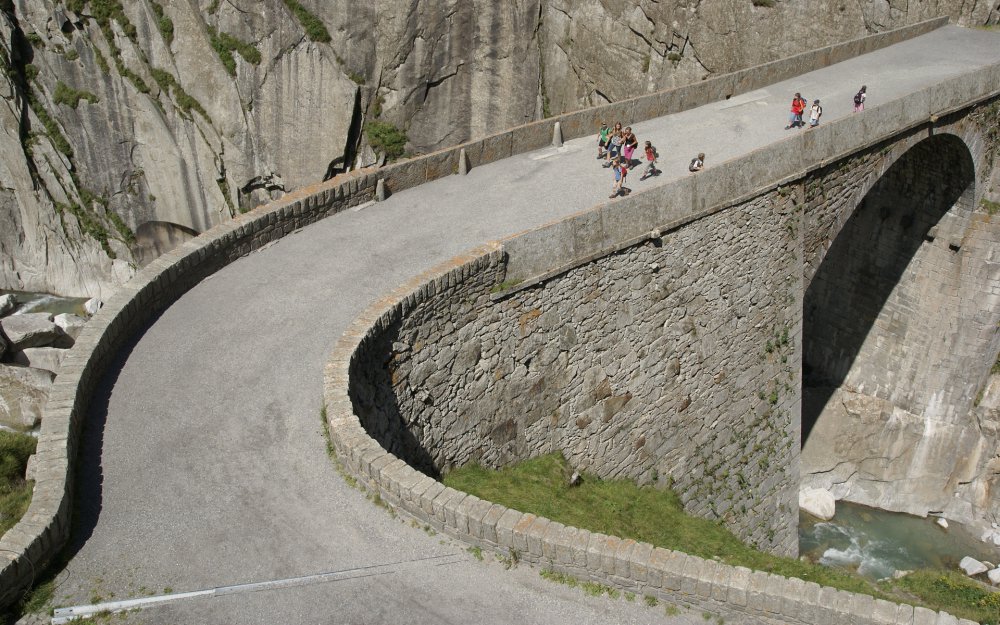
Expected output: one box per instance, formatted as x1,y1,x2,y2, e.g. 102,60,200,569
800,501,1000,579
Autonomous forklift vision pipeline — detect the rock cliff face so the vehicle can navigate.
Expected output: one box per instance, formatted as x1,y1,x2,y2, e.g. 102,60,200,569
0,0,998,297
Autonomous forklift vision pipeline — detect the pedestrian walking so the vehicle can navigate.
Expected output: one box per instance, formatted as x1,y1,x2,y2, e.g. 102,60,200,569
853,85,867,112
688,152,705,172
604,125,623,168
609,158,630,198
786,92,806,129
622,127,639,167
641,140,660,180
597,122,610,159
808,99,822,128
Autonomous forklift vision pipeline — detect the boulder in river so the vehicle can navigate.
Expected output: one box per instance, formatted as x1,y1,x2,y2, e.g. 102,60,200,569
53,313,88,342
799,487,836,520
0,313,67,351
960,556,988,576
84,298,104,317
989,568,1000,586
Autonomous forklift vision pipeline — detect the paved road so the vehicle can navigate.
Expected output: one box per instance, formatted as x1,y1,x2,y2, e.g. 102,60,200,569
42,25,1000,625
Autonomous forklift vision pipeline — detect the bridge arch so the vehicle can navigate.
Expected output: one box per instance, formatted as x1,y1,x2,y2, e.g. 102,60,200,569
801,129,1000,516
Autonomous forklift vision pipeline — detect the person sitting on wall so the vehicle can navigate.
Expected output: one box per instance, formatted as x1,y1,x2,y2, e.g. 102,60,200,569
689,152,705,172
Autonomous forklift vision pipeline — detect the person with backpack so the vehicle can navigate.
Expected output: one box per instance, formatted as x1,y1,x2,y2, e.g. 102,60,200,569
786,92,806,129
808,99,823,128
688,152,705,172
853,85,867,112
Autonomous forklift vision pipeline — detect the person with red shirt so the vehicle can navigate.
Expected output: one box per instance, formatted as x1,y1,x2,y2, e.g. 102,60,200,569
785,92,806,129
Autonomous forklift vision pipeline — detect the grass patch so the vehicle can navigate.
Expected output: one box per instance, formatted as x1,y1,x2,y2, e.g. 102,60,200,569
1,430,37,536
150,68,209,120
983,198,1000,216
467,545,483,561
53,81,100,109
364,120,407,161
444,452,994,619
282,0,331,43
207,27,261,77
891,570,1000,624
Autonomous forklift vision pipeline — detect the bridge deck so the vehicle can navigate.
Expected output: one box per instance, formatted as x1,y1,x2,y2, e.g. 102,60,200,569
53,25,1000,624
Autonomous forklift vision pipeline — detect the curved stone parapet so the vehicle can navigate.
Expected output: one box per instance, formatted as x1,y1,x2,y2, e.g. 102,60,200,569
0,13,963,611
323,246,976,625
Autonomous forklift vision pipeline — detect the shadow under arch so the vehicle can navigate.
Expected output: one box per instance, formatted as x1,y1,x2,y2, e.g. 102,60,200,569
802,133,976,445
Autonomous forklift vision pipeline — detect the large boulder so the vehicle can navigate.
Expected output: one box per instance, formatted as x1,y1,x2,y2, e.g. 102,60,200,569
799,487,837,520
0,364,55,429
0,293,16,317
53,313,88,342
989,568,1000,586
9,347,66,374
0,313,67,350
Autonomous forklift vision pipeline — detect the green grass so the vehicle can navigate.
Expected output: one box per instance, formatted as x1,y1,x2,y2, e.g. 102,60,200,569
364,120,407,161
892,570,1000,624
281,0,331,43
983,198,1000,216
1,430,37,536
444,452,998,620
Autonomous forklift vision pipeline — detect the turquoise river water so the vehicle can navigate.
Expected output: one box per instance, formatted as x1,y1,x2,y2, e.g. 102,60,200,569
800,501,1000,579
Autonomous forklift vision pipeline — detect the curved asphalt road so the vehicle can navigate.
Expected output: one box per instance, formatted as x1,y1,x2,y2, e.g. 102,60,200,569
42,25,1000,625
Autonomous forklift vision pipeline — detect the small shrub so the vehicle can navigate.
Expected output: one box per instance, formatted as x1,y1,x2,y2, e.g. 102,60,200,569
667,52,682,62
364,120,407,161
982,198,1000,216
467,546,483,561
150,2,174,46
65,48,80,61
751,0,776,6
282,0,331,43
53,81,100,108
643,594,658,607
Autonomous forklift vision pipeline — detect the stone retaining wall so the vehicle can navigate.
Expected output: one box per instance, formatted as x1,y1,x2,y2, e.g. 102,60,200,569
324,248,975,625
0,14,962,612
349,188,802,555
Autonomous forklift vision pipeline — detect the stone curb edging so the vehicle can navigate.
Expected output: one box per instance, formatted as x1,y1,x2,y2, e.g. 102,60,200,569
0,15,955,611
323,247,976,625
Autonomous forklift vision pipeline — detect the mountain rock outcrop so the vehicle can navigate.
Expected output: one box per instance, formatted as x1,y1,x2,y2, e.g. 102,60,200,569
1,0,997,297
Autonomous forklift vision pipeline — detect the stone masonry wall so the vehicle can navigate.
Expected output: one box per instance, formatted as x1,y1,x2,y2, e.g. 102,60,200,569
350,188,803,557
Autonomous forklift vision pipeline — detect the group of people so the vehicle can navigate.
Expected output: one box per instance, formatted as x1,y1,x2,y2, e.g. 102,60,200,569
595,84,869,200
597,122,704,200
785,85,866,129
597,122,663,199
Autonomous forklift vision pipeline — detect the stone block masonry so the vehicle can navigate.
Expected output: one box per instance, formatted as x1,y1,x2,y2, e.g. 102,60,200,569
351,188,802,556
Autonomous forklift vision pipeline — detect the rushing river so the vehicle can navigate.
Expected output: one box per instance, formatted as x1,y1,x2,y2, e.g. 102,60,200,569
800,501,1000,579
0,290,88,316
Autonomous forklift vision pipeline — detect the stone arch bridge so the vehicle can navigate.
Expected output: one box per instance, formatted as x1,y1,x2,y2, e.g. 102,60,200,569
2,17,1000,625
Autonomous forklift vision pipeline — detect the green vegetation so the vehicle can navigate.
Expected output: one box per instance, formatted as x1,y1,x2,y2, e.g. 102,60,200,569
16,577,54,616
29,97,73,157
150,68,209,120
65,48,80,61
282,0,331,43
26,32,44,48
751,0,776,7
53,81,100,109
364,120,407,161
445,452,1000,622
207,27,261,77
667,52,682,62
1,430,37,536
894,570,1000,624
983,198,1000,216
150,2,174,46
